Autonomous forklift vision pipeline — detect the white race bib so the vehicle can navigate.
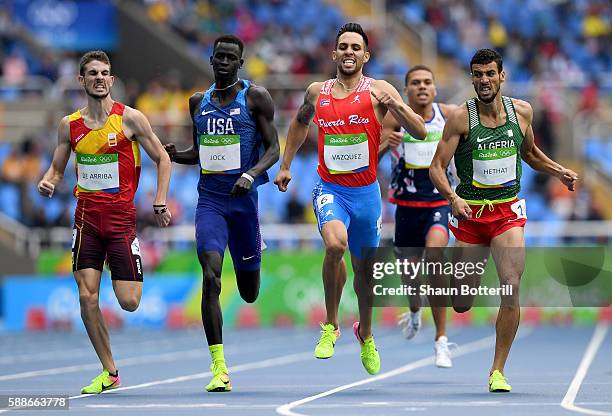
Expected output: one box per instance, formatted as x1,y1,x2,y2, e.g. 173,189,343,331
472,147,517,187
403,132,441,169
199,135,240,173
323,133,369,174
76,153,120,192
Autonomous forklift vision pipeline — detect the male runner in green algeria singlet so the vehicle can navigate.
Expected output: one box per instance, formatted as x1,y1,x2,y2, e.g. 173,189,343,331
429,48,578,393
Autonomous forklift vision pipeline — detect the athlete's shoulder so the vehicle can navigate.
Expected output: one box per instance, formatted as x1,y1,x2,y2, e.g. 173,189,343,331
509,97,533,118
305,81,325,103
246,83,274,113
437,103,460,118
189,91,205,105
445,102,469,133
370,78,394,92
246,83,272,100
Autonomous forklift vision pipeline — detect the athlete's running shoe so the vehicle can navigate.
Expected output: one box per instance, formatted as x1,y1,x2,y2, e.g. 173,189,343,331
434,336,455,368
353,322,380,375
206,360,232,392
314,323,340,359
80,369,120,394
489,369,512,392
398,310,422,340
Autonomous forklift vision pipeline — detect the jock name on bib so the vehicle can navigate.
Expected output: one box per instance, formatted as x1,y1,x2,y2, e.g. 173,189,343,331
472,147,517,188
76,153,119,192
403,132,442,169
323,133,369,174
199,135,241,174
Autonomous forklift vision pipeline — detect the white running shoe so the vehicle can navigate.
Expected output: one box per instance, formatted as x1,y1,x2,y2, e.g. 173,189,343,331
434,335,457,368
398,310,422,340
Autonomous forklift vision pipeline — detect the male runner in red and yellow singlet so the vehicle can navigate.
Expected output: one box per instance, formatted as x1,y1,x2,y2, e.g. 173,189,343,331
430,49,577,392
37,51,172,394
275,23,426,375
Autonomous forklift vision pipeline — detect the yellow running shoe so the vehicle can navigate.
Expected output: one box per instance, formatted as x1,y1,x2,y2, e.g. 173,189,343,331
314,323,340,359
489,369,512,392
353,322,380,375
206,360,232,392
81,369,120,394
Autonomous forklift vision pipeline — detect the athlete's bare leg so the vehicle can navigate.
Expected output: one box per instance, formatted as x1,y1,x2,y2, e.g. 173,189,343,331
321,220,348,329
489,226,524,374
75,268,116,373
112,280,142,312
424,226,449,340
451,239,490,313
351,254,374,339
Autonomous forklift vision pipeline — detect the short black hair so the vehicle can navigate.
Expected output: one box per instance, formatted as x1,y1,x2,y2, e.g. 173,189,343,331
405,64,434,86
470,48,503,72
335,22,369,50
79,50,111,76
213,34,244,57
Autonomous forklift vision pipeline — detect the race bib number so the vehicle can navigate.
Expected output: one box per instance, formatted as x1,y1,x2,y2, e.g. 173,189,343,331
510,199,527,219
323,133,369,174
316,193,334,210
472,147,516,188
199,135,240,173
76,153,120,192
403,132,441,169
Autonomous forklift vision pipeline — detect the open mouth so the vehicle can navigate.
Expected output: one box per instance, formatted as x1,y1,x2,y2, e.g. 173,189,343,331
342,58,356,68
480,86,492,94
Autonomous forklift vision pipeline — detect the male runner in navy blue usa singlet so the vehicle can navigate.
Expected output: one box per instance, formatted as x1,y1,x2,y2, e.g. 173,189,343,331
165,34,279,393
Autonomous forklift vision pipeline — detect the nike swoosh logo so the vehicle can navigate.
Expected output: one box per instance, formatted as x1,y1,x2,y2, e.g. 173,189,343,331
476,136,493,143
202,109,216,116
102,379,118,389
242,255,256,261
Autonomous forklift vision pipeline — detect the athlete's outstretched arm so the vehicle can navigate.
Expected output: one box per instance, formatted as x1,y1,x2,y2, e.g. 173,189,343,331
517,100,578,191
378,111,402,160
164,93,201,165
371,80,426,140
37,116,71,198
274,82,320,192
231,86,280,195
124,107,172,227
429,106,472,219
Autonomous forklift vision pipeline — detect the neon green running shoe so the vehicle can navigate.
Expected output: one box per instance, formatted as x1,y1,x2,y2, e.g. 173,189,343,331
206,361,232,392
353,322,380,375
314,323,340,359
81,369,120,394
489,369,512,392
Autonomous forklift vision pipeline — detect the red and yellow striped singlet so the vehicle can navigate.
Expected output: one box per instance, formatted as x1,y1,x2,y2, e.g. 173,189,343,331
69,102,141,203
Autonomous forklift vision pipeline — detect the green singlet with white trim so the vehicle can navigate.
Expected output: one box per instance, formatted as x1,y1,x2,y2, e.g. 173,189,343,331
454,96,524,201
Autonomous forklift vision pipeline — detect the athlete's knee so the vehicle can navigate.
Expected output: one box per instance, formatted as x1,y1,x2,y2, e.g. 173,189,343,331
236,269,260,303
325,240,347,260
453,304,472,314
118,295,140,312
79,290,99,311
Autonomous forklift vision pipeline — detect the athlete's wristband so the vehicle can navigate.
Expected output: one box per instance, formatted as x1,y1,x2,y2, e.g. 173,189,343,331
153,204,167,215
241,173,254,184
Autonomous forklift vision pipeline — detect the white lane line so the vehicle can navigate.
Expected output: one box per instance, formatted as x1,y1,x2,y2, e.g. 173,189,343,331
67,350,315,400
87,403,227,408
0,330,320,381
276,332,509,416
65,332,412,402
0,334,200,365
0,349,206,382
561,323,611,416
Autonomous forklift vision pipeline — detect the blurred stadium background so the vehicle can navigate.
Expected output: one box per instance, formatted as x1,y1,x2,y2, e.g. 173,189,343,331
0,0,610,332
